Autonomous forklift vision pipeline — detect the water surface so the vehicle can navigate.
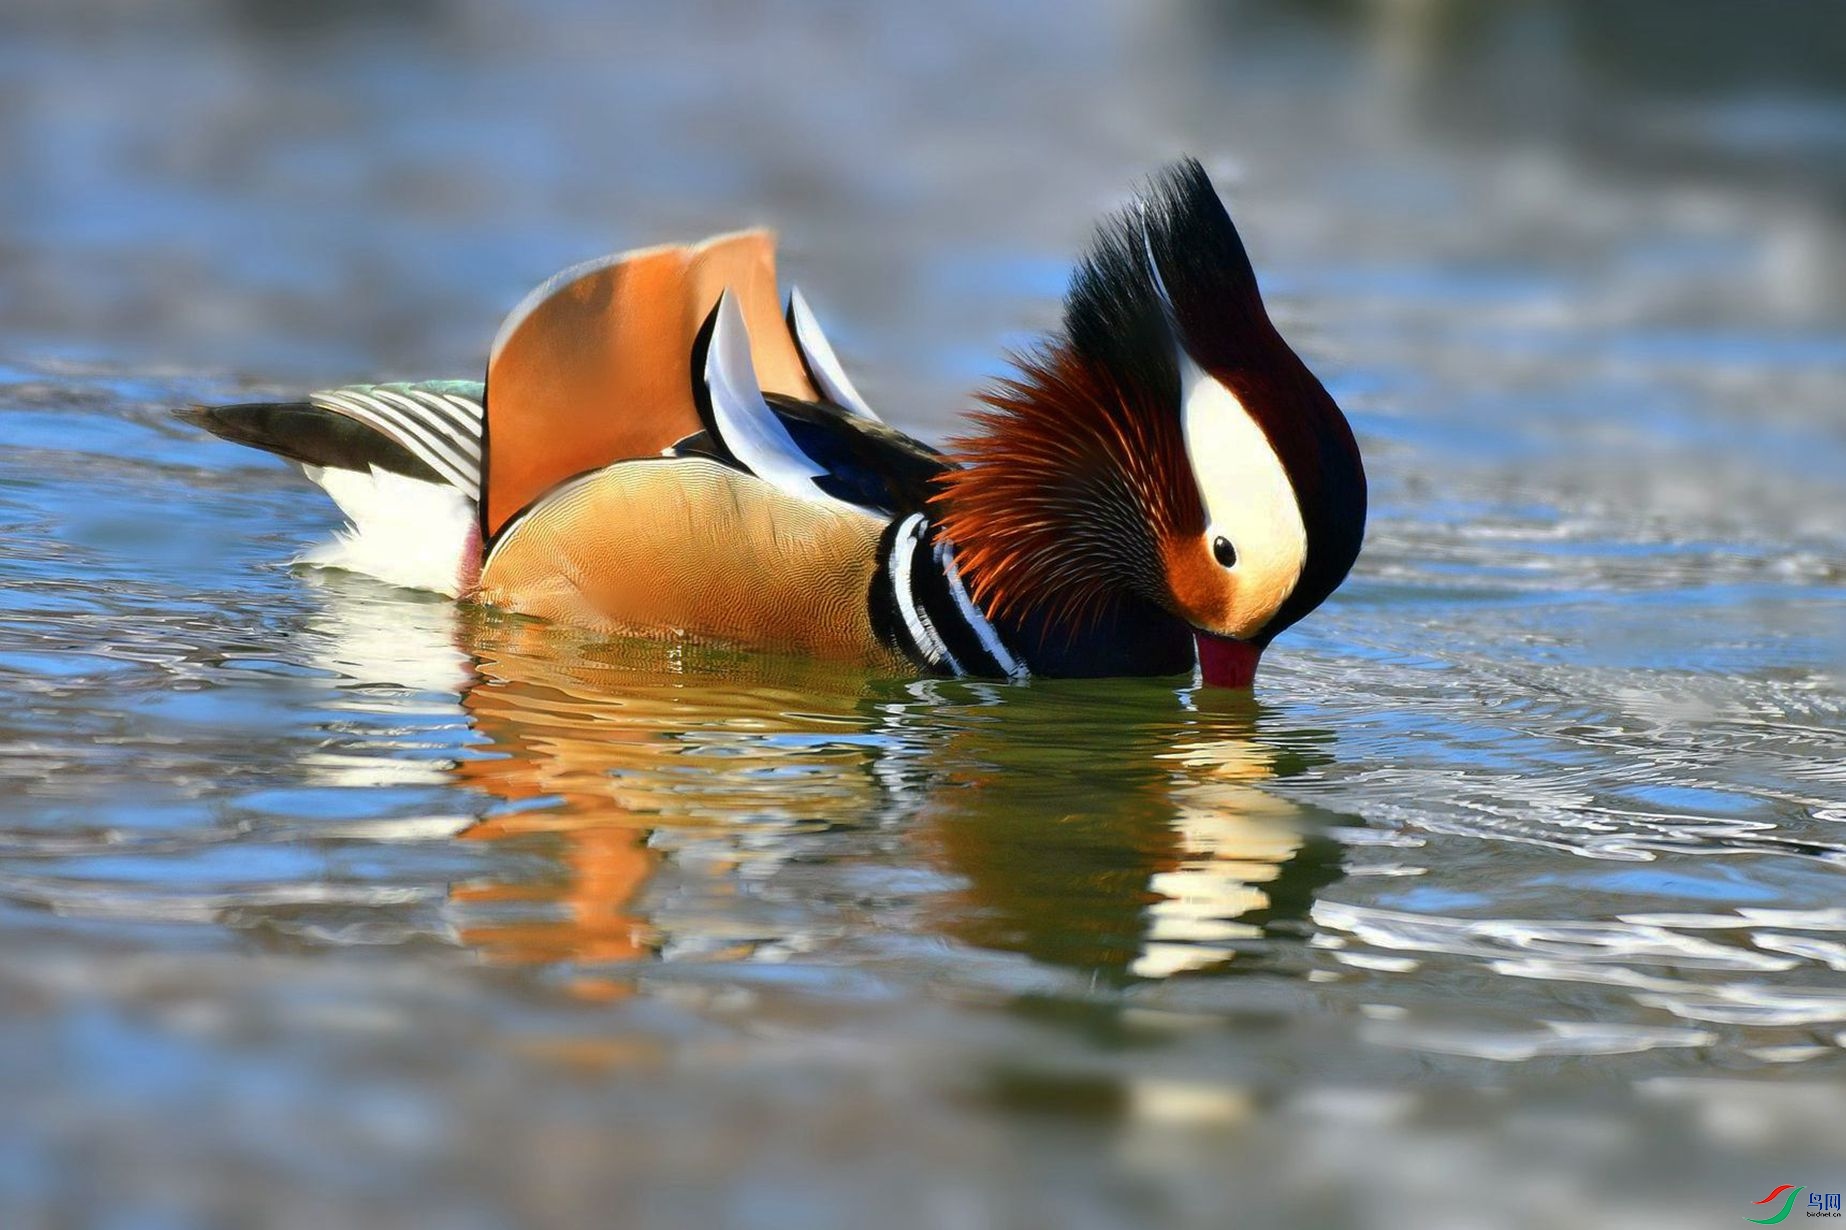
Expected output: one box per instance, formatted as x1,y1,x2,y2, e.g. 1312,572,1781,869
2,2,1843,1226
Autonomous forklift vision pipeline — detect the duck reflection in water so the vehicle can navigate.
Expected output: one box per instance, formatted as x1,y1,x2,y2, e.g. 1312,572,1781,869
300,576,1349,991
448,616,905,987
914,685,1348,983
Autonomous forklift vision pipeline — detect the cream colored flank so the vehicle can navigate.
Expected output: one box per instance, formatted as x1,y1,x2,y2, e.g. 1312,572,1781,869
476,458,906,668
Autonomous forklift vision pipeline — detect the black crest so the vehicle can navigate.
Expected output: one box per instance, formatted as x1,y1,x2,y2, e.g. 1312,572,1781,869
1064,158,1274,399
1059,157,1366,645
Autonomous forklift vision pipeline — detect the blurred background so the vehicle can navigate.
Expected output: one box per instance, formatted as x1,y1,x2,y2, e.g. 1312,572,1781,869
0,1,1842,1227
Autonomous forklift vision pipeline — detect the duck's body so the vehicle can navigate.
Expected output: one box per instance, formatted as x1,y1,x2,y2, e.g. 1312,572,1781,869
185,161,1365,687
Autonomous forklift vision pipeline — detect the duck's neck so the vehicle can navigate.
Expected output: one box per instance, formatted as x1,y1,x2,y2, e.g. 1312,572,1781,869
872,513,1194,680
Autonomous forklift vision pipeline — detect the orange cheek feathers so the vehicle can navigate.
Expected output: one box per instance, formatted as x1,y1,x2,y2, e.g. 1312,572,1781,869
1160,534,1303,640
1160,537,1235,631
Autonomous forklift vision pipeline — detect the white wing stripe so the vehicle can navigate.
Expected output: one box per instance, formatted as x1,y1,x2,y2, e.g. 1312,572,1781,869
313,392,474,491
890,514,961,675
438,393,485,425
400,387,482,436
371,389,483,462
313,390,479,498
788,286,879,422
325,391,478,475
937,541,1024,678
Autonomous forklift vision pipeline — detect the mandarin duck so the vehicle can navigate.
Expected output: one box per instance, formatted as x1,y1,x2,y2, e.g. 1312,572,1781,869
183,159,1365,687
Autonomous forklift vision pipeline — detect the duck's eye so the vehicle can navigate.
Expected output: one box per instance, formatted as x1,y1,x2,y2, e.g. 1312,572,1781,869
1212,535,1238,569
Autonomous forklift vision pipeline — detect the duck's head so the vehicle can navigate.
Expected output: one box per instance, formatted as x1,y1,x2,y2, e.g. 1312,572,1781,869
934,159,1366,687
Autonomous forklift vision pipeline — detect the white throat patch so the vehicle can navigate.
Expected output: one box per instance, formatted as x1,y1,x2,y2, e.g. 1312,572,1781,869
1178,351,1308,629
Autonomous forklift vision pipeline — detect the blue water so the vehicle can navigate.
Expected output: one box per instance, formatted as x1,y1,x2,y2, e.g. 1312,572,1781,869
1,2,1844,1226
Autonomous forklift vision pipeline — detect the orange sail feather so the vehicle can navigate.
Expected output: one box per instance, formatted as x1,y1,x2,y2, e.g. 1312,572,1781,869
481,228,816,538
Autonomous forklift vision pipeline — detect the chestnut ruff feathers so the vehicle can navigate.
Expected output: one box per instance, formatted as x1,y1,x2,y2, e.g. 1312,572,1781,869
933,340,1198,634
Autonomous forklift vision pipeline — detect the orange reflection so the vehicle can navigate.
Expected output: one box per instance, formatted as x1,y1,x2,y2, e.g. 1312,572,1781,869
445,614,897,992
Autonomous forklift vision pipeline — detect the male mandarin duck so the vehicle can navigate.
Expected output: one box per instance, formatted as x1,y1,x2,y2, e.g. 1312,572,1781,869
183,160,1366,688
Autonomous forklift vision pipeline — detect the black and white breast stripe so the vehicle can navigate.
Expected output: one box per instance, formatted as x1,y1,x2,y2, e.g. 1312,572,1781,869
309,385,483,500
872,513,1025,679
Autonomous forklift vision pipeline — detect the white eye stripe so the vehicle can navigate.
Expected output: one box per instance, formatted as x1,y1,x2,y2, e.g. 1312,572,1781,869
1178,351,1308,621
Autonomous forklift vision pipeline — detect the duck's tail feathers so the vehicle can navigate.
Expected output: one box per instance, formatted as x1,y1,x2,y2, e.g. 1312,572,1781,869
180,381,484,597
